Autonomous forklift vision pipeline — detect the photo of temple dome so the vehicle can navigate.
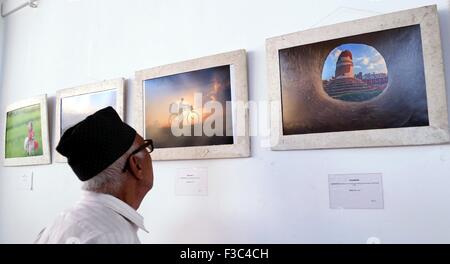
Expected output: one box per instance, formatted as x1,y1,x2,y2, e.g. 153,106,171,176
322,46,388,102
278,25,429,135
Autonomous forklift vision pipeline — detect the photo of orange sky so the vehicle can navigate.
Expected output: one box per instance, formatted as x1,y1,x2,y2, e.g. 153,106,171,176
144,65,233,148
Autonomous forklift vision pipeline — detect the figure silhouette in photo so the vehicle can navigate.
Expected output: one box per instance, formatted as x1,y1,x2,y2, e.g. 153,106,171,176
24,121,38,156
168,97,199,126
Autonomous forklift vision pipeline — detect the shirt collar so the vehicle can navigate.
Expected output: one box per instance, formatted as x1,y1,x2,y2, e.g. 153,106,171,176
79,191,149,233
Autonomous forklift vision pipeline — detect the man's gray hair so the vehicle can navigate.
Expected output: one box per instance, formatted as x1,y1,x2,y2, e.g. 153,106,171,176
82,141,139,196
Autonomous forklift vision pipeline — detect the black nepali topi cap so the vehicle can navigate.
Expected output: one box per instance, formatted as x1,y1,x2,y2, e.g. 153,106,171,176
56,106,136,181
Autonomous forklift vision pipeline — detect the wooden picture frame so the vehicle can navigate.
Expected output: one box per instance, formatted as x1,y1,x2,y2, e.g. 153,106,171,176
54,78,125,162
266,5,449,150
3,94,51,166
133,49,250,160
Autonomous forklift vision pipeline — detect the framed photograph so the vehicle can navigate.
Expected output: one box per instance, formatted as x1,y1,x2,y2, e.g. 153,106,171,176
3,95,51,166
266,5,449,150
133,49,250,160
55,78,125,162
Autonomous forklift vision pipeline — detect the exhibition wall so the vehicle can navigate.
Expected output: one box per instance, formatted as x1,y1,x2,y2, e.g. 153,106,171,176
1,0,450,243
0,0,4,97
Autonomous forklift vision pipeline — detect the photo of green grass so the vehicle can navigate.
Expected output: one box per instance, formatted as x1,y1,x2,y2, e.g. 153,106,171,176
5,104,43,158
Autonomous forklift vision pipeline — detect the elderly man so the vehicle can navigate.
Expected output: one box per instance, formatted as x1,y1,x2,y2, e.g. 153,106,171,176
35,106,154,244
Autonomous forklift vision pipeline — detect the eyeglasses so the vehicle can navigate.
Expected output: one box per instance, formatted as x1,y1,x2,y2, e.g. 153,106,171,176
122,139,154,173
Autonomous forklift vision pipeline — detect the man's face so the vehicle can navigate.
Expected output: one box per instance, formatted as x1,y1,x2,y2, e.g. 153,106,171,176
136,135,154,191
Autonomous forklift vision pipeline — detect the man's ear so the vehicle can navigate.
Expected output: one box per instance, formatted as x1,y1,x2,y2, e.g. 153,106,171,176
128,155,144,180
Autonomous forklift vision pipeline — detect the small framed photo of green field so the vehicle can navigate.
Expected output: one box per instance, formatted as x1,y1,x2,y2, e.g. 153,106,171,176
266,5,449,150
55,78,125,162
3,95,51,166
133,49,250,160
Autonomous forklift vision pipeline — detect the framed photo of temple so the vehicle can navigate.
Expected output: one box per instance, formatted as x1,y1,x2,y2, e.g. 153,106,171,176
266,5,449,150
3,95,51,166
55,78,125,162
133,49,250,160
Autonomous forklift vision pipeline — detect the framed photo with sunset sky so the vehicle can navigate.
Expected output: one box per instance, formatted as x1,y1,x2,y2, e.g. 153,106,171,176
54,78,125,162
3,95,50,166
266,5,449,150
133,50,250,160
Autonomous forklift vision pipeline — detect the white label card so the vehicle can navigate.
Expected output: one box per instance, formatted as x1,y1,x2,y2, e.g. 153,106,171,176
175,167,208,196
18,172,33,191
328,173,384,209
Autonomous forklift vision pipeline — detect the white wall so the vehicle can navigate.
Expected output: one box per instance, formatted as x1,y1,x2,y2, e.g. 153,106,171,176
0,0,5,94
1,0,450,244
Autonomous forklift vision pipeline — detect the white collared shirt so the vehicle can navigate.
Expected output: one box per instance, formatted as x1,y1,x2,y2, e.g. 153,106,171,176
35,191,149,244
